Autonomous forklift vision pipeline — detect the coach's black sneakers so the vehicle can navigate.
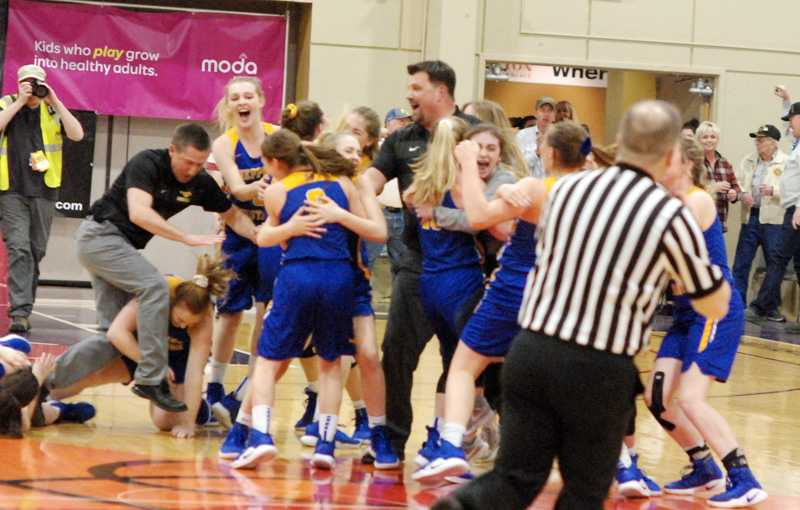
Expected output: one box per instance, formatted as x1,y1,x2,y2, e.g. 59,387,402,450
132,382,187,412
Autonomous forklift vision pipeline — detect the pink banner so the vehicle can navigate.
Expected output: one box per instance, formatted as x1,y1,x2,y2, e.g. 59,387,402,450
3,0,287,121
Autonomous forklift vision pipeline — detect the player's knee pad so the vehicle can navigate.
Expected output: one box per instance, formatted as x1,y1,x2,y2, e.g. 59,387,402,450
647,371,676,431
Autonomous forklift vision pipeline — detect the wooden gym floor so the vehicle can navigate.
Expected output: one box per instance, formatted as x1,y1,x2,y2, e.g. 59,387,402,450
0,288,799,509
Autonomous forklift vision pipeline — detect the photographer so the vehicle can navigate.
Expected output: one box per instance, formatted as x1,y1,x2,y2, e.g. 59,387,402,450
0,64,84,333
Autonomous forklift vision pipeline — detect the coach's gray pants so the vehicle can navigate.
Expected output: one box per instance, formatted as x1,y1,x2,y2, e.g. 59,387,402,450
72,219,169,386
49,333,121,389
0,192,55,318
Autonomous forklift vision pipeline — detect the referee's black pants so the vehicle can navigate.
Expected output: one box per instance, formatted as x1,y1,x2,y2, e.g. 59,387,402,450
381,251,435,456
446,330,638,510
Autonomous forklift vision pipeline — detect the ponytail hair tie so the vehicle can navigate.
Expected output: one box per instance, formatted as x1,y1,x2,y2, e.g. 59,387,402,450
580,137,593,157
192,274,209,289
286,103,298,119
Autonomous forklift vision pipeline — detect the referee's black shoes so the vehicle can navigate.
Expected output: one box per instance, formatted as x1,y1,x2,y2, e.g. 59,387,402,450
744,306,785,323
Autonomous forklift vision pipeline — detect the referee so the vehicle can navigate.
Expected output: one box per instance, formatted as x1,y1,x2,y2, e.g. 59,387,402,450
434,100,731,510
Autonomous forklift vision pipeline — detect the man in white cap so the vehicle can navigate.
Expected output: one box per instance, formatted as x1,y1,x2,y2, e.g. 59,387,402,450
515,96,556,178
0,64,84,334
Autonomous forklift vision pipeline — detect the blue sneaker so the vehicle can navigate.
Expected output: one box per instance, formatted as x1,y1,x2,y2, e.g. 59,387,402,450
212,393,241,429
616,459,650,498
664,456,725,495
312,439,336,470
294,387,318,430
219,422,249,459
414,426,440,467
708,467,768,508
0,334,31,353
412,439,469,484
206,382,225,406
195,398,213,426
231,429,277,469
444,471,475,485
631,454,661,496
50,401,95,423
352,408,371,443
368,425,400,469
301,421,362,448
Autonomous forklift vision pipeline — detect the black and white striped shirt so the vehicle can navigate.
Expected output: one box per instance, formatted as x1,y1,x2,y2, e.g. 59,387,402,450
518,163,724,356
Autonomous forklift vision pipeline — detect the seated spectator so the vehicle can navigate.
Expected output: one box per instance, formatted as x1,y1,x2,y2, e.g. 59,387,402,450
732,125,786,303
697,121,740,232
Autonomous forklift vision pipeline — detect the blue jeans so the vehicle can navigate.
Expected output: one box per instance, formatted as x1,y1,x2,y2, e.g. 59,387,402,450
364,207,407,274
751,207,800,314
731,209,781,304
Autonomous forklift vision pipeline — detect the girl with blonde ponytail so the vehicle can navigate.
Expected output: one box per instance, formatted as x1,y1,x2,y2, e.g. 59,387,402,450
207,76,281,425
45,255,233,439
403,116,486,469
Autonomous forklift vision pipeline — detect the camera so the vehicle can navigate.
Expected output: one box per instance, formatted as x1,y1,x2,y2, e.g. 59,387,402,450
30,79,49,99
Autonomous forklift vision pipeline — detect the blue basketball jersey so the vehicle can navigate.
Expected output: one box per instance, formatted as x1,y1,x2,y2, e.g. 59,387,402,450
491,219,537,294
417,192,481,273
673,188,736,323
279,172,351,262
224,123,276,225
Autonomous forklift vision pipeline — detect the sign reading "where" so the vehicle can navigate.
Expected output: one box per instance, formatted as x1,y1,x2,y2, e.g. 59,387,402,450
506,64,608,88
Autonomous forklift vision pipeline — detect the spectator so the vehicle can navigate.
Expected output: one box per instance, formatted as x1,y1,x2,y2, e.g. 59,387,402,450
384,107,412,136
747,101,800,323
697,121,740,232
681,118,700,138
515,97,556,178
555,100,577,123
732,125,786,303
0,64,85,334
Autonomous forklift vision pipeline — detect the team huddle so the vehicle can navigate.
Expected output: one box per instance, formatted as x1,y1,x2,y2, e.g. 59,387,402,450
0,59,769,509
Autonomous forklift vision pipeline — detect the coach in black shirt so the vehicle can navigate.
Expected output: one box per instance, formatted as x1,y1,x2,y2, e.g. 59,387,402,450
364,60,479,457
51,124,257,412
436,101,731,509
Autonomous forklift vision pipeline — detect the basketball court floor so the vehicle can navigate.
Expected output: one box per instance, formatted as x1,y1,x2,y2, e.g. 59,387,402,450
1,287,799,509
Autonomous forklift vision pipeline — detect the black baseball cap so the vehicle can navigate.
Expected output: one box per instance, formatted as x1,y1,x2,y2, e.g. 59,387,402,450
749,124,781,142
781,101,800,121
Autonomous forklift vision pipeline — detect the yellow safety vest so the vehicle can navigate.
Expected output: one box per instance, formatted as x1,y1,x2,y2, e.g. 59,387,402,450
0,94,63,190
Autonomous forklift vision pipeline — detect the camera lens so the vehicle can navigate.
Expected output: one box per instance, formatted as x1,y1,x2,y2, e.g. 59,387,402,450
33,84,49,98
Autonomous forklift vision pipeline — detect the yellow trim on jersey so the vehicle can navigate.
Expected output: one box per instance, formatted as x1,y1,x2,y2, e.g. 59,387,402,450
698,319,715,352
687,185,705,196
544,176,558,193
225,122,277,147
166,275,184,299
281,171,339,192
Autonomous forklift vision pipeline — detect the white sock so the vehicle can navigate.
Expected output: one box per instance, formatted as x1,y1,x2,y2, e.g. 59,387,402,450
318,413,338,442
308,381,319,393
313,397,320,421
352,399,366,411
368,415,386,428
619,442,632,468
236,411,252,427
441,422,466,447
234,377,248,401
252,405,271,435
208,359,227,384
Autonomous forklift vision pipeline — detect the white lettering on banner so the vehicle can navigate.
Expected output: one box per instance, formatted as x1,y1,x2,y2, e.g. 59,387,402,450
55,201,83,212
201,54,258,75
506,64,608,88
